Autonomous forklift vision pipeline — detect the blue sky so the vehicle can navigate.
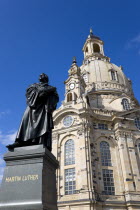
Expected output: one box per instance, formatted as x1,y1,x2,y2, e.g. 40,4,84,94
0,0,140,181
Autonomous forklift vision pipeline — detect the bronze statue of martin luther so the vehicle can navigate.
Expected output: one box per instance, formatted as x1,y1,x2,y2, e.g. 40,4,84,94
7,73,59,152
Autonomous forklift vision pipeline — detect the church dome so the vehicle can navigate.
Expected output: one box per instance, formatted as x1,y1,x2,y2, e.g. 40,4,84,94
80,59,132,95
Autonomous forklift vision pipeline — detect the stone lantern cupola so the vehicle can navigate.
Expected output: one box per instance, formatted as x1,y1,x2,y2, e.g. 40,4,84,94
82,29,104,59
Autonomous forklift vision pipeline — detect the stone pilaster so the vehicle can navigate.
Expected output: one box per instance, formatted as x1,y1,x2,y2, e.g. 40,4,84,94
126,133,140,191
115,130,135,192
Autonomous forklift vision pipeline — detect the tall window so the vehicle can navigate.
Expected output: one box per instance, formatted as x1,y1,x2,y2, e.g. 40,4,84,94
135,118,140,130
67,93,72,102
93,43,100,53
111,70,116,80
100,141,112,166
102,169,115,195
65,168,76,195
122,98,130,110
65,139,75,165
85,47,88,52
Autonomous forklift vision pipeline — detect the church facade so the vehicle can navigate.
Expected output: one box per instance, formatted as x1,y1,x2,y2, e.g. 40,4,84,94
52,30,140,210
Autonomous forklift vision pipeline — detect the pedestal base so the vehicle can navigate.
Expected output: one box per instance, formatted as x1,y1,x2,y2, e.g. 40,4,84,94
0,145,59,210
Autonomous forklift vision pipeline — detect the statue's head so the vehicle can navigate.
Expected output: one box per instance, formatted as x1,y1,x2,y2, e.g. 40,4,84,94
39,73,49,83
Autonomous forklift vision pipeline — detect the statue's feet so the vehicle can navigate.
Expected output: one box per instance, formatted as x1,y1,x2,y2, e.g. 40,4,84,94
47,147,52,152
6,142,21,150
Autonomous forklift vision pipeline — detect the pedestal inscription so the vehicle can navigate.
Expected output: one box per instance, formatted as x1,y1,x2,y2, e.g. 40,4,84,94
0,145,59,210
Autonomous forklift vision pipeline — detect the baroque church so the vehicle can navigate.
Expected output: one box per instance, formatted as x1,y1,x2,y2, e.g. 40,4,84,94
52,29,140,210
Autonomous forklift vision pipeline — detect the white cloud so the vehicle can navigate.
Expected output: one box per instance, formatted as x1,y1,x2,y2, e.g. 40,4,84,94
0,130,17,145
0,156,4,165
126,33,140,54
0,167,4,182
132,34,140,43
0,175,3,182
0,110,10,118
0,167,4,174
0,160,5,182
0,167,4,181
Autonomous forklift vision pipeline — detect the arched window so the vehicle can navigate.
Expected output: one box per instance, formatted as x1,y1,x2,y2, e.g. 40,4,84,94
135,118,140,130
93,43,100,53
67,93,72,102
100,141,112,166
65,139,75,165
122,98,130,110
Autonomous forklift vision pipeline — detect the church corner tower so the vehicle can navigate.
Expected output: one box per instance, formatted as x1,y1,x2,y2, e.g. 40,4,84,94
52,29,140,210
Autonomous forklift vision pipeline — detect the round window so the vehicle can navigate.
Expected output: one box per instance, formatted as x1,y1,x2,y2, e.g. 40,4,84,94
63,116,74,127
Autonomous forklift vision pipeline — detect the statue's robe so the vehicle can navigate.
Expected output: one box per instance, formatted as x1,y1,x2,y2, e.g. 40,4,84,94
15,82,59,148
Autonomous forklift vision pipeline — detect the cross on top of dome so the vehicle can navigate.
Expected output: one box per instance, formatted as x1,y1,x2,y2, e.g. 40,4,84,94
88,28,101,40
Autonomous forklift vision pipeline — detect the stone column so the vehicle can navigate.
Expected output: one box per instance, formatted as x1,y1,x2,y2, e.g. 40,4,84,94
0,145,59,210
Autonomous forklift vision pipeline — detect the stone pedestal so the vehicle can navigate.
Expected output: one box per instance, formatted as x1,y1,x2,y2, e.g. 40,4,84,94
0,145,59,210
